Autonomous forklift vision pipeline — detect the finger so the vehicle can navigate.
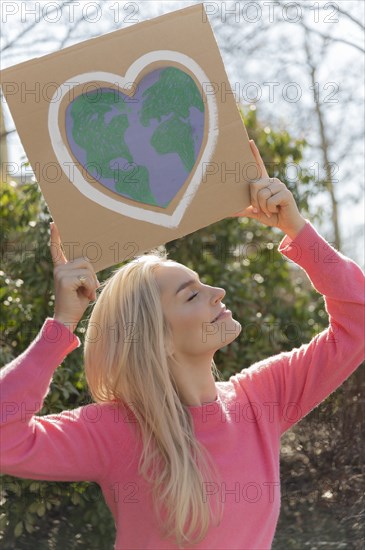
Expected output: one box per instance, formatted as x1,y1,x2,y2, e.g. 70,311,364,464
50,222,67,266
60,272,96,302
250,178,283,216
239,205,259,219
256,187,274,218
249,140,269,179
57,257,101,289
257,180,285,217
249,178,270,213
75,272,97,301
266,189,290,213
76,269,100,295
229,205,258,219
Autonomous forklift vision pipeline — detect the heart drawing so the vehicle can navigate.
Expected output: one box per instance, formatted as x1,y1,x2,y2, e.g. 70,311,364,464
48,51,219,228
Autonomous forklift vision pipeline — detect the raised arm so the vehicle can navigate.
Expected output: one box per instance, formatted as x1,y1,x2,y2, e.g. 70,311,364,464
229,141,364,435
234,220,364,435
0,224,113,482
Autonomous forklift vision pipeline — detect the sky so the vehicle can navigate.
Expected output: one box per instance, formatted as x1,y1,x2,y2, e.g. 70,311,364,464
1,0,364,265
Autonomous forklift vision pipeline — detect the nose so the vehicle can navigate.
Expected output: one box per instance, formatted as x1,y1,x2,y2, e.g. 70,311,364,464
212,286,226,302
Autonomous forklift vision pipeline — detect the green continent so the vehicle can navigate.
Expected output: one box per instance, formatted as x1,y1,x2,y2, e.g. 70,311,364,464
70,90,157,203
140,67,204,126
150,114,196,173
70,90,132,178
140,67,203,172
115,165,159,206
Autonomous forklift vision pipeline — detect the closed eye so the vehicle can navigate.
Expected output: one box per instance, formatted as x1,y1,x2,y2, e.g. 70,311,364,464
187,292,199,301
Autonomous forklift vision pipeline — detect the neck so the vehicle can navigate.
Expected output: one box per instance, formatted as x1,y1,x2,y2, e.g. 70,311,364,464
169,351,218,407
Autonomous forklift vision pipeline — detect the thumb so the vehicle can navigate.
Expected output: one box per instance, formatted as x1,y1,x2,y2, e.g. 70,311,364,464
231,205,260,219
50,222,67,266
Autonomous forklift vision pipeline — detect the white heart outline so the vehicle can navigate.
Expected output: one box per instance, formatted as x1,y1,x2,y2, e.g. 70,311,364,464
48,51,219,229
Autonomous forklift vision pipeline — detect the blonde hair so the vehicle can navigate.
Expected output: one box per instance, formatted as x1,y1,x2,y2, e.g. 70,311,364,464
84,249,224,547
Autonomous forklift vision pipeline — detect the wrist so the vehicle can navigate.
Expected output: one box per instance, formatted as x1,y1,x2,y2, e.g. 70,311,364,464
281,217,307,241
53,316,78,333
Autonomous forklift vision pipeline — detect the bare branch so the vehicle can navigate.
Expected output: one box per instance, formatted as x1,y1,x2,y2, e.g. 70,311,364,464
334,4,364,30
336,131,365,165
59,8,92,49
300,21,364,54
0,129,17,139
303,29,342,249
1,0,78,53
301,3,365,30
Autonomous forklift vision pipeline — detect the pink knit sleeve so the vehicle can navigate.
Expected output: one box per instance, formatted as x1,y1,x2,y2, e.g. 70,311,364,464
234,220,365,435
0,318,116,482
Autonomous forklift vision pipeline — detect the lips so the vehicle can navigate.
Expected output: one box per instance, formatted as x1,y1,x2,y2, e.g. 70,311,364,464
211,307,227,323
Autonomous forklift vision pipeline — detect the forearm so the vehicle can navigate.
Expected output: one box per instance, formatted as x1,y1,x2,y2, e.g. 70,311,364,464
0,320,107,483
259,221,365,434
279,220,365,354
1,319,80,425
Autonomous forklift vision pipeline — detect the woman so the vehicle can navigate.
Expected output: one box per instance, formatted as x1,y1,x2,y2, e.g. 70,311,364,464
1,141,364,549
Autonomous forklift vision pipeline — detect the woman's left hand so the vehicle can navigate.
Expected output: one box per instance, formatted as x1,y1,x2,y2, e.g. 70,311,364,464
230,140,307,240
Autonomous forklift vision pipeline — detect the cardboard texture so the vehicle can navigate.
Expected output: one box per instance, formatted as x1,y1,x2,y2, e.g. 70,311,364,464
1,3,256,273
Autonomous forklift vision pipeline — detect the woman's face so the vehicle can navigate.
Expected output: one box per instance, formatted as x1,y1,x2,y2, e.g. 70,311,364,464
156,262,242,358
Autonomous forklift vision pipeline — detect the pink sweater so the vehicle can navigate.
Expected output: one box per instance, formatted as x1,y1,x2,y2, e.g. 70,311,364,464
1,220,364,549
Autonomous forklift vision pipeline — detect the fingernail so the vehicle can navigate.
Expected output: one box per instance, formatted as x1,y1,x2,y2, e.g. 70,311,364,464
253,207,258,214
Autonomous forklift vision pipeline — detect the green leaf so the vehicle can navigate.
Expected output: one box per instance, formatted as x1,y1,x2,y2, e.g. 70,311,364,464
14,520,23,537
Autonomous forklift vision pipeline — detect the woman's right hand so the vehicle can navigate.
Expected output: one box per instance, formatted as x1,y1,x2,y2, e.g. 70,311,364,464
50,222,100,332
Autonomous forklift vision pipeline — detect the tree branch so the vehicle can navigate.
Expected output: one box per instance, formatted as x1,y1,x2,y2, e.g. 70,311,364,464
1,0,78,53
300,21,364,54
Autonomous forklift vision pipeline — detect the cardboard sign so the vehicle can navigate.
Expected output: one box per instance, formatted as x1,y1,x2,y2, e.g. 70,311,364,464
1,3,256,272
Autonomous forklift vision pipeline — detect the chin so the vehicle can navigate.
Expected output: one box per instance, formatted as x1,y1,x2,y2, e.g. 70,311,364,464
232,320,242,339
221,318,242,345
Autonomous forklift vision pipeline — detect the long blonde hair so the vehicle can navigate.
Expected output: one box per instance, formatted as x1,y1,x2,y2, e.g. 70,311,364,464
84,249,224,547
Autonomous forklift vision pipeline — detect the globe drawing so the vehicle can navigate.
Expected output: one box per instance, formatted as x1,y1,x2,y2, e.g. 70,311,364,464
65,67,205,209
